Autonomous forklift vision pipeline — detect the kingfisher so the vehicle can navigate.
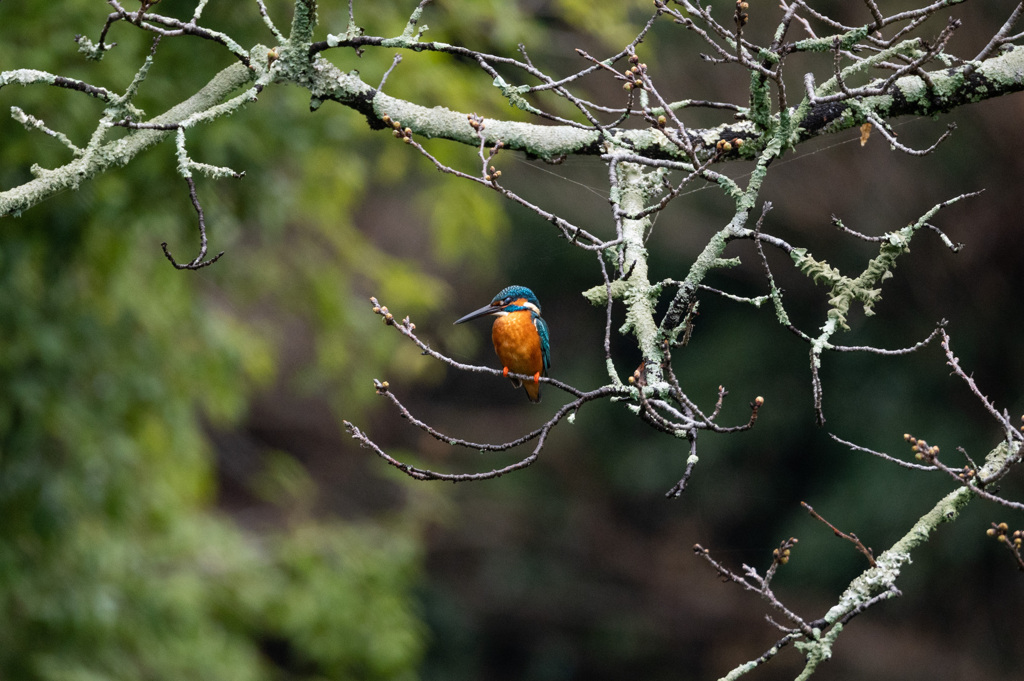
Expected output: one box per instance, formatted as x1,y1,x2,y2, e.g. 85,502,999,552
454,285,551,402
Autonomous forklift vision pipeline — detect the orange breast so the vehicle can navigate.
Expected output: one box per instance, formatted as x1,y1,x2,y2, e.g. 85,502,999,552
491,310,544,377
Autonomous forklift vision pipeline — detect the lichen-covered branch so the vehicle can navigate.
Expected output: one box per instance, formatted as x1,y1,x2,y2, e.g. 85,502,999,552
0,61,256,217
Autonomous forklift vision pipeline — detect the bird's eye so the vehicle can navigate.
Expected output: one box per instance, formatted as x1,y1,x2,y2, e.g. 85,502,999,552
503,297,513,304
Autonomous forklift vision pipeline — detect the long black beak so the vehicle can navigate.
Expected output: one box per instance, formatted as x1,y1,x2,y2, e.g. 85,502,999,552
454,302,500,325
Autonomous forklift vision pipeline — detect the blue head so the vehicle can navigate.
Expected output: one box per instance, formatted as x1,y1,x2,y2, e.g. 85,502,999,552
454,285,542,324
490,285,541,314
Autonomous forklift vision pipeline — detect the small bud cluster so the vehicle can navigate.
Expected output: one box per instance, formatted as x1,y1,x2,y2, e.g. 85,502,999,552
623,54,647,91
715,137,744,152
371,298,395,325
468,115,505,181
382,114,413,143
986,522,1023,547
628,361,646,386
904,433,939,462
986,522,1024,570
1020,413,1024,433
773,537,798,566
369,297,418,335
735,0,749,27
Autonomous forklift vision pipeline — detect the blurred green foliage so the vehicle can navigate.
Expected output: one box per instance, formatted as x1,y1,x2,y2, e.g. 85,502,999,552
0,191,428,679
0,1,481,678
1,0,657,677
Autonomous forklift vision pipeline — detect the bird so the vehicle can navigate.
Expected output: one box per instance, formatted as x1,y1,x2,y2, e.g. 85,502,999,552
454,285,551,402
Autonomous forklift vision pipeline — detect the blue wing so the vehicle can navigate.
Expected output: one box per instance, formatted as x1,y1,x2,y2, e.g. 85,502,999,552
533,313,551,374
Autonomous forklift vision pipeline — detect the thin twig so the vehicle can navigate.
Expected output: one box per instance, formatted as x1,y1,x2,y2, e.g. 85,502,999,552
801,502,876,567
161,176,225,269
